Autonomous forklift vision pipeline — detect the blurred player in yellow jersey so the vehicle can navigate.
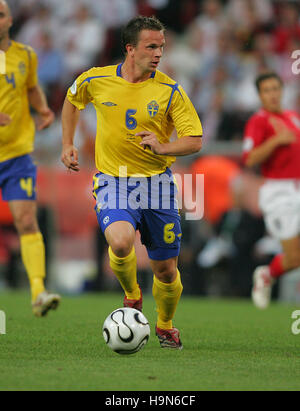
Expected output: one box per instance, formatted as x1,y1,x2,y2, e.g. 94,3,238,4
61,16,203,349
0,0,60,316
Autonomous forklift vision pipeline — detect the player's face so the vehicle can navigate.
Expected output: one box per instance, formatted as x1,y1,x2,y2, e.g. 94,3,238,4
132,30,165,73
0,2,12,42
258,78,283,112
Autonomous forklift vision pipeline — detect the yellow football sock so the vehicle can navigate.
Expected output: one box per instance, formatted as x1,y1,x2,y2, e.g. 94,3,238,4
108,246,141,300
20,232,46,302
152,269,183,330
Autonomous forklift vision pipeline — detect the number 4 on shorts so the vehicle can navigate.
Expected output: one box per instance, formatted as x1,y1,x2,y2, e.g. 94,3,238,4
20,178,33,198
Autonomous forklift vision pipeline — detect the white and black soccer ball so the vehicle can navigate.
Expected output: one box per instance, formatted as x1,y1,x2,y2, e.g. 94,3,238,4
102,307,150,355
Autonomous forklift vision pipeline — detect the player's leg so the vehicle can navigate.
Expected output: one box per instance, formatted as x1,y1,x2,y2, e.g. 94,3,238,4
273,236,300,275
104,220,142,307
9,200,60,316
2,155,60,316
9,200,45,298
140,168,183,347
252,236,300,309
93,172,143,309
140,200,183,348
252,181,300,308
150,257,183,349
150,257,180,328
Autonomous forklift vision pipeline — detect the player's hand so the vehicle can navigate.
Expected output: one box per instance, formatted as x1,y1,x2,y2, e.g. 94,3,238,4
0,112,12,126
61,144,80,172
136,131,165,155
269,117,296,146
36,108,55,130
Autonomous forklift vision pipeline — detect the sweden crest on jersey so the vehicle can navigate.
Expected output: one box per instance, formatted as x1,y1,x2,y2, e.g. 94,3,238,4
18,61,26,75
147,100,159,117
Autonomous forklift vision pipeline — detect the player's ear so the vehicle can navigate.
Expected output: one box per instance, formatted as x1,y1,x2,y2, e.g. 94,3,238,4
125,44,135,57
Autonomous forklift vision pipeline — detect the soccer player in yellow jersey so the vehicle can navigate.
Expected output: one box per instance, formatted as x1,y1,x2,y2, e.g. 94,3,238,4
61,16,203,349
0,0,60,316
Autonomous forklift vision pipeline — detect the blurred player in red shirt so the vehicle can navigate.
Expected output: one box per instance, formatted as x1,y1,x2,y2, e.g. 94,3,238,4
243,72,300,309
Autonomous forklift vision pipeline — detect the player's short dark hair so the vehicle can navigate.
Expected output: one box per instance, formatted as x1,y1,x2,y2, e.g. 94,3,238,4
255,72,283,92
121,15,165,55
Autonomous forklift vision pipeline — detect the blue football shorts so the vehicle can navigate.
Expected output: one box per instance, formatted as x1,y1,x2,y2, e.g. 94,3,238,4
93,168,182,261
0,154,37,201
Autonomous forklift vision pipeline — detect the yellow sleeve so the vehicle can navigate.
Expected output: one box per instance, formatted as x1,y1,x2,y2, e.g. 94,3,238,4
26,47,38,89
67,71,92,110
169,85,203,138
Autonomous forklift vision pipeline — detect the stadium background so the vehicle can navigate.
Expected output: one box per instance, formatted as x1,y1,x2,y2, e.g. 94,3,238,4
0,0,300,301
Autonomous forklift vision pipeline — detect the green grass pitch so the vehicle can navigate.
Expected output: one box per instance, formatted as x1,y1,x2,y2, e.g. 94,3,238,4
0,291,299,391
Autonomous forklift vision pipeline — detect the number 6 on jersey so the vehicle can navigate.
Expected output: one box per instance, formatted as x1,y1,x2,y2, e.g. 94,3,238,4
126,109,137,130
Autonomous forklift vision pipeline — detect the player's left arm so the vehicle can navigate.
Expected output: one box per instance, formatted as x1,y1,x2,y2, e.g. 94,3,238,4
26,47,54,130
139,84,203,155
27,84,55,130
137,131,202,155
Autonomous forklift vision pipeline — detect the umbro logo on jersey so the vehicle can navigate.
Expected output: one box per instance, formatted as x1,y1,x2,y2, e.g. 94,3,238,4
102,102,117,107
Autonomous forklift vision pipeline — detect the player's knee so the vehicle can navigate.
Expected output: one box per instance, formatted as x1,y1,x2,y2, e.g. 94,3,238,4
285,252,300,270
109,236,134,258
154,262,177,284
13,212,38,235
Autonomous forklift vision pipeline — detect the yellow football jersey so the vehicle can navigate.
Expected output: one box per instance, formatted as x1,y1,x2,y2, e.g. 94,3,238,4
0,41,38,162
67,64,203,177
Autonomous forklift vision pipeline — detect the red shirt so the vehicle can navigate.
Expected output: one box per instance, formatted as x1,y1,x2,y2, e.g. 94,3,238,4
273,26,300,54
243,109,300,179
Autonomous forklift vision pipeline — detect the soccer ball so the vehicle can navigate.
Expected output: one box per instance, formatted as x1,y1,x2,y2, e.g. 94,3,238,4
102,307,150,355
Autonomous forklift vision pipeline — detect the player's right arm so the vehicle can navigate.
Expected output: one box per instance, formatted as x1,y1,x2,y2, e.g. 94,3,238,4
0,112,11,126
61,98,80,172
61,70,92,172
243,116,296,167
